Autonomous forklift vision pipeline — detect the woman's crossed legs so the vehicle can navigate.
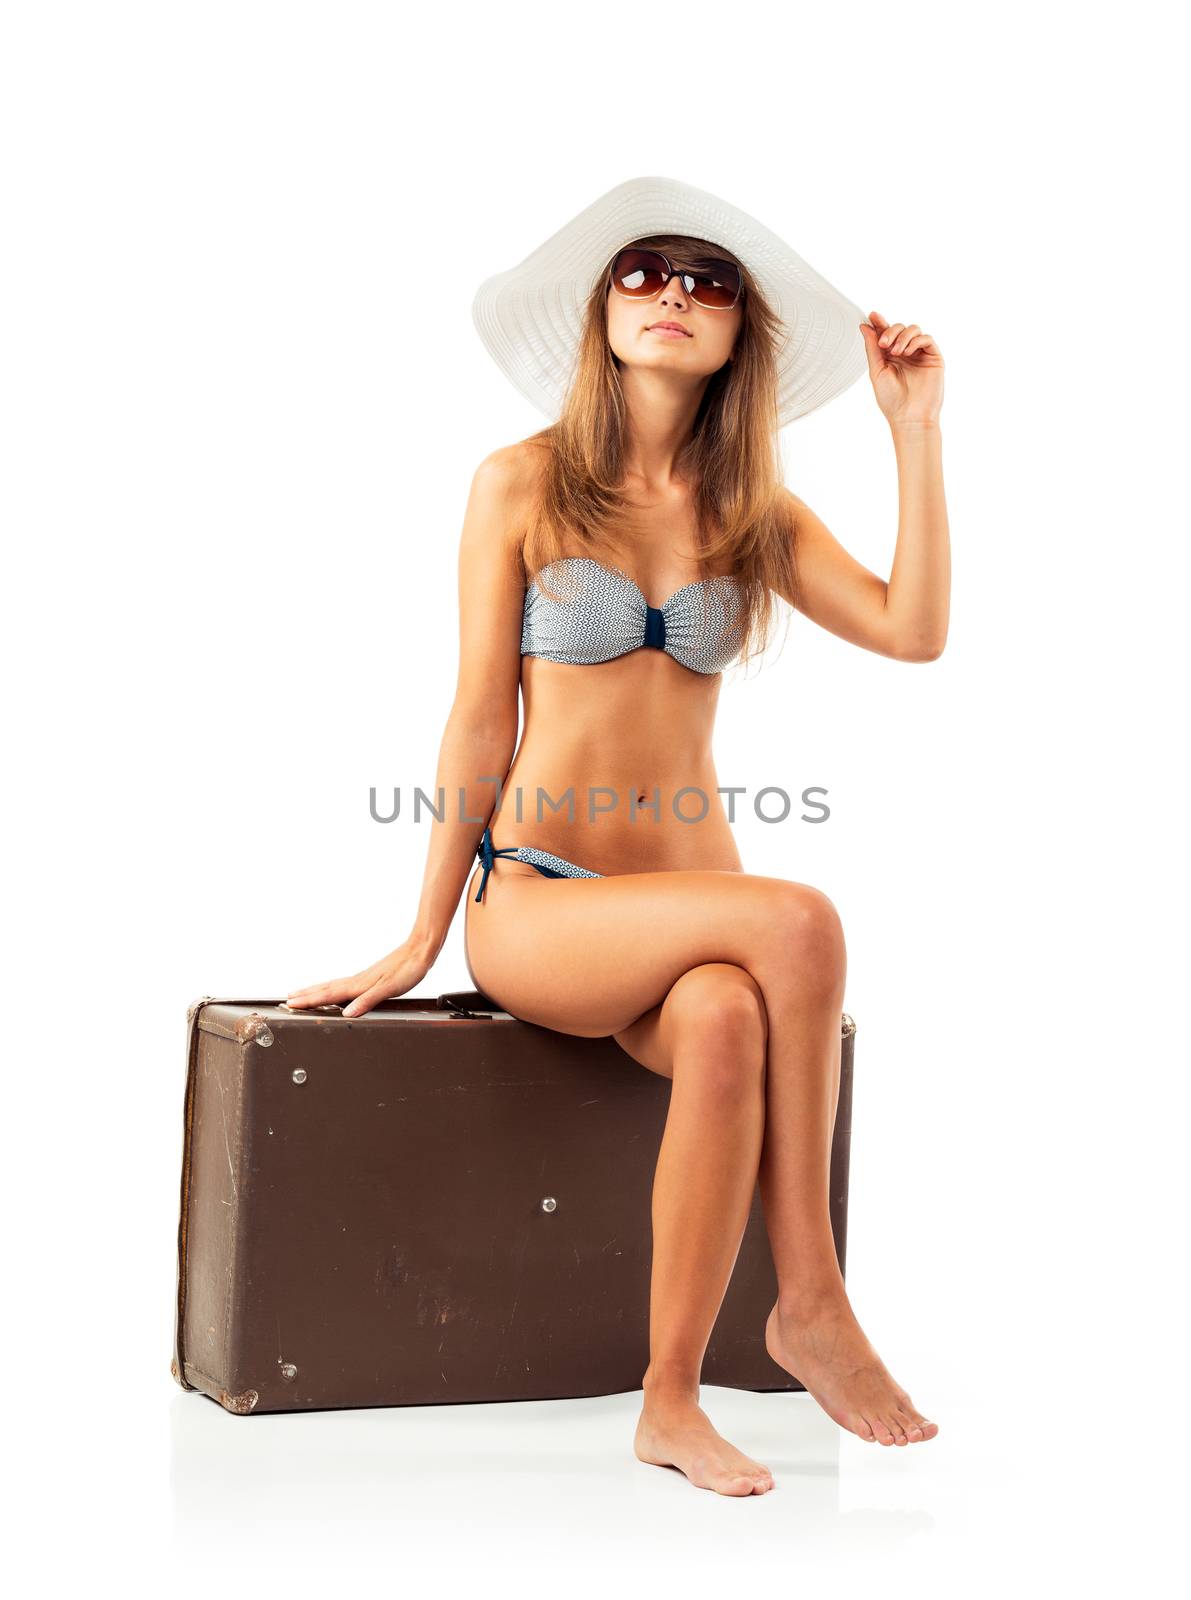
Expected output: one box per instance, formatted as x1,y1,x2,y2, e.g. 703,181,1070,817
464,862,938,1496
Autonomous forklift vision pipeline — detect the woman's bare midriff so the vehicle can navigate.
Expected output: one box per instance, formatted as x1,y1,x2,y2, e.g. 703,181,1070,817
487,647,744,877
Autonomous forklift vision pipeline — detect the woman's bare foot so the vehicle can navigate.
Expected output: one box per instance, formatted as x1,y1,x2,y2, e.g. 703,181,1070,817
634,1382,775,1495
765,1290,939,1446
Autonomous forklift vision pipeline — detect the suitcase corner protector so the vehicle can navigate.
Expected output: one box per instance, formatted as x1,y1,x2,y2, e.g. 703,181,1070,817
219,1387,260,1415
234,1013,275,1047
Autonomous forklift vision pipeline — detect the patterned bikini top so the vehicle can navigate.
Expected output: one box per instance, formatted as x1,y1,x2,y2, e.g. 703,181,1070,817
521,557,744,676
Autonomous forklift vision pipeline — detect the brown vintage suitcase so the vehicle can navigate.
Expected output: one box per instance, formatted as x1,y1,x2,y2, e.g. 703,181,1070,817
172,990,855,1415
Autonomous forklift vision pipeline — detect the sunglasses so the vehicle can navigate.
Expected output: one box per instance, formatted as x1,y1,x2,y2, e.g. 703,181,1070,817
607,246,743,311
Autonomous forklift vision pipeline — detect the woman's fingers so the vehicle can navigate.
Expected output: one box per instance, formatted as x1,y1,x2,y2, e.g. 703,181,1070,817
289,939,431,1017
888,323,922,355
867,313,937,360
289,966,401,1016
901,332,938,358
342,978,396,1019
286,977,363,1009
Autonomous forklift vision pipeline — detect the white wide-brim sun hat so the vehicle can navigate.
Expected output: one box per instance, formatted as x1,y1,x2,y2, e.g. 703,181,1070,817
471,174,868,431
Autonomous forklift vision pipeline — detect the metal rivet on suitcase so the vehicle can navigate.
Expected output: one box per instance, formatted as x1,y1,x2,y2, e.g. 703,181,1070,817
279,1363,298,1382
291,1068,308,1085
540,1196,557,1213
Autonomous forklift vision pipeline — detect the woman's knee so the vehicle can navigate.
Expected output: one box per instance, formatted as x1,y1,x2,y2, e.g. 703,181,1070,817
765,882,847,996
663,964,768,1091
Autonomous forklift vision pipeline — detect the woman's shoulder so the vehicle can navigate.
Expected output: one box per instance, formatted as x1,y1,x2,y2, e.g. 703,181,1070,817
473,437,554,561
467,437,554,573
475,433,554,498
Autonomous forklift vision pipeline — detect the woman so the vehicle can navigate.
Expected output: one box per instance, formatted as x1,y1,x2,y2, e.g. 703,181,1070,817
288,177,949,1496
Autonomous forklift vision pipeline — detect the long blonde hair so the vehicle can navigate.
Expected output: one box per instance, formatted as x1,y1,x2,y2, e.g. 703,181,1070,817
520,232,797,669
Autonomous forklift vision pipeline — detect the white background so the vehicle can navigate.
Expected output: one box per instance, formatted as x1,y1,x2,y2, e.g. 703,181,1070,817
4,1,1186,1592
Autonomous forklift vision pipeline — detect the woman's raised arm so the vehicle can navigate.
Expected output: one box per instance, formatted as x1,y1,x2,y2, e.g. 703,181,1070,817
774,309,949,663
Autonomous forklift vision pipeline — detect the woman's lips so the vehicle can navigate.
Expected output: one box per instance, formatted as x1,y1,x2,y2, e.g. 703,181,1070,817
648,325,690,339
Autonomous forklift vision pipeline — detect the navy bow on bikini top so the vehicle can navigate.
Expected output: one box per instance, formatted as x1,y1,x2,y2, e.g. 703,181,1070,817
521,557,744,676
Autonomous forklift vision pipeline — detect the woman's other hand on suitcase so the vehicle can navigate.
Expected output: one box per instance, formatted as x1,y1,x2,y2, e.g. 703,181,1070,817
286,937,435,1017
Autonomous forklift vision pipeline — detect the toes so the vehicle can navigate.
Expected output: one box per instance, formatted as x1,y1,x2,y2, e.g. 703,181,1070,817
855,1418,877,1442
902,1395,941,1446
890,1409,914,1444
897,1409,926,1442
898,1402,938,1440
706,1467,757,1495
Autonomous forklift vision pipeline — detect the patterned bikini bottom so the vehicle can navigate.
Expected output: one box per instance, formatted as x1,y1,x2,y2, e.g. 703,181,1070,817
473,824,603,904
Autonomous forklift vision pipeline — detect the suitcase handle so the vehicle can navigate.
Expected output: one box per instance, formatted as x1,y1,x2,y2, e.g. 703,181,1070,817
267,993,501,1018
271,995,499,1019
436,990,501,1018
